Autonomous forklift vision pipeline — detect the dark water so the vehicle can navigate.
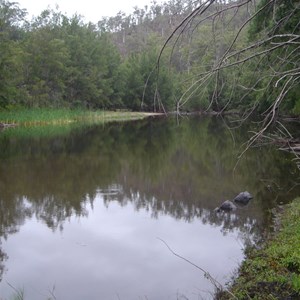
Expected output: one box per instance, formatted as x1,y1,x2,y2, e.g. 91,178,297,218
0,117,299,300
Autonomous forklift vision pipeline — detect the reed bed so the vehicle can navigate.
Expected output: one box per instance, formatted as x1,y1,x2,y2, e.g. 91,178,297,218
0,108,149,126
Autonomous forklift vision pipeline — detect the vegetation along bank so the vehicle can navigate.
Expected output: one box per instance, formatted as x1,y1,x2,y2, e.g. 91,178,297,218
218,198,300,300
0,108,158,127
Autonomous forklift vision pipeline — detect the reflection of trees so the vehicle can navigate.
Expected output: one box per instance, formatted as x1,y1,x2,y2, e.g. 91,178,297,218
113,118,299,220
0,117,299,278
0,119,176,232
0,193,32,281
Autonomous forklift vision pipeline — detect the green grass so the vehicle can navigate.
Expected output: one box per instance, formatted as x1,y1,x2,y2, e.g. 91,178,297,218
218,198,300,299
0,108,80,125
0,123,83,139
0,108,151,126
0,108,155,139
0,109,152,139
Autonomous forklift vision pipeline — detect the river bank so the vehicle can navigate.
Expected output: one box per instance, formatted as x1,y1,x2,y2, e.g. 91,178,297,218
0,108,161,127
218,198,300,300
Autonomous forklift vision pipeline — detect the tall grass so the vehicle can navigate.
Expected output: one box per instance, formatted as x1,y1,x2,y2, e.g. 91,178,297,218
6,282,24,300
0,108,149,126
0,108,81,125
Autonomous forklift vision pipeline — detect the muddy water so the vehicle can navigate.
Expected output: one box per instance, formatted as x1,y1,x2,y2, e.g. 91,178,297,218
0,117,299,299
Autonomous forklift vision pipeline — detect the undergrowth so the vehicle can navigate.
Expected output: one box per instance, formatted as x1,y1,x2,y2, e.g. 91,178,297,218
217,198,300,299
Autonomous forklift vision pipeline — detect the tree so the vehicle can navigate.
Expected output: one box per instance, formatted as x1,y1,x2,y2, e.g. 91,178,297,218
61,16,122,109
23,10,70,107
157,0,299,130
119,36,179,112
0,0,26,108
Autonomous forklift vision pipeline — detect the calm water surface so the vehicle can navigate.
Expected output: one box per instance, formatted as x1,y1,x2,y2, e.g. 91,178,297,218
0,117,299,300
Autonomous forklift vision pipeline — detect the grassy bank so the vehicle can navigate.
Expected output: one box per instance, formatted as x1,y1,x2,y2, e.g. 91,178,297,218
0,108,156,126
218,198,300,300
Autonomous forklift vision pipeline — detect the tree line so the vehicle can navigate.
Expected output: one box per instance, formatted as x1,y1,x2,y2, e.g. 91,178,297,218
0,0,178,111
0,0,299,115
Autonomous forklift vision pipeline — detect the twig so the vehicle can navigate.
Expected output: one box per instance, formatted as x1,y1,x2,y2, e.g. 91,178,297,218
6,282,24,300
157,238,238,299
48,284,57,300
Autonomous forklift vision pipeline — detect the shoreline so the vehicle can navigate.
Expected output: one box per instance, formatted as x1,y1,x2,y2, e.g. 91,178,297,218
217,198,300,299
0,109,162,127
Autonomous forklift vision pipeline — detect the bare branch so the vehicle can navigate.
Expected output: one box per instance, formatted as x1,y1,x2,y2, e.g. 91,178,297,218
157,238,238,299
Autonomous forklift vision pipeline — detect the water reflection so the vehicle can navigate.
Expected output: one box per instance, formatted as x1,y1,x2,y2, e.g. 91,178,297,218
0,117,299,298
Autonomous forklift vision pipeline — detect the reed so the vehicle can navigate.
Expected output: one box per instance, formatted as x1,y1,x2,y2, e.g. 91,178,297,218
0,108,150,126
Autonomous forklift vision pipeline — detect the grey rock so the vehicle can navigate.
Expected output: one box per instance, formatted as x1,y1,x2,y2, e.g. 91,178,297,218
215,200,236,212
233,191,253,205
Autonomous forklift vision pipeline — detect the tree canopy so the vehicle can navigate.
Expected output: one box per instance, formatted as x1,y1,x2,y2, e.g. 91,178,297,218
0,0,299,115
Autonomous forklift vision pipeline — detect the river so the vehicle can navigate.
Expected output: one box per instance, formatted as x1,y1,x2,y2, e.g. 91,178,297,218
0,116,299,299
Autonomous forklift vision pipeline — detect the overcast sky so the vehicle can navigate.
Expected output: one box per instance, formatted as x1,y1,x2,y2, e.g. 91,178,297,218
17,0,154,23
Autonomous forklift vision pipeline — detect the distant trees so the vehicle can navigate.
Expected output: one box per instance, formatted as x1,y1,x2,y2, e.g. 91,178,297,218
0,0,185,111
21,9,124,109
0,0,299,116
0,0,26,107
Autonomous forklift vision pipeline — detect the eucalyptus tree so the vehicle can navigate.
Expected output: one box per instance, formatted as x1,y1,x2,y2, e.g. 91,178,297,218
20,8,123,109
157,0,299,123
60,16,122,108
23,9,70,107
123,49,178,111
0,0,26,108
149,0,299,168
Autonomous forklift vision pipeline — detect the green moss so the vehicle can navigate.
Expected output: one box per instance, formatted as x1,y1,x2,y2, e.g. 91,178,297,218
219,198,300,299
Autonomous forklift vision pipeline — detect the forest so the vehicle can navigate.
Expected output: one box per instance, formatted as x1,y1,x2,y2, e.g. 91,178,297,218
0,0,299,115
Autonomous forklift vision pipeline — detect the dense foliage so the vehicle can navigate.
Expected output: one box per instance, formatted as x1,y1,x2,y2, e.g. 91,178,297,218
0,0,179,111
0,0,299,115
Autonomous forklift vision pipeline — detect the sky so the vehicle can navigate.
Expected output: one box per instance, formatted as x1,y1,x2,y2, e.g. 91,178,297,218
16,0,153,23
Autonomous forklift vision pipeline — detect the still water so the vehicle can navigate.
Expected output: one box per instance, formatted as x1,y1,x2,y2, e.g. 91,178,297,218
0,117,299,300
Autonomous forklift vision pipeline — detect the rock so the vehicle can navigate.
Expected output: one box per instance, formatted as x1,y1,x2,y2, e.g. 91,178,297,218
215,200,236,212
233,191,253,205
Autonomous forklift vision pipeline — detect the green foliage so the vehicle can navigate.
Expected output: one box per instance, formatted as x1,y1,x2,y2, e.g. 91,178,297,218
249,0,300,38
120,53,145,110
0,0,213,112
244,0,300,115
120,40,179,111
0,0,299,115
0,3,130,110
291,274,300,292
219,198,300,299
0,0,187,112
0,0,26,107
0,108,149,126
